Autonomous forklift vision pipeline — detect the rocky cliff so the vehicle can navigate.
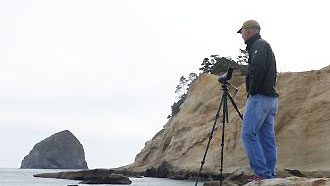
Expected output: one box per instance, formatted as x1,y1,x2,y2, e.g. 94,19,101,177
129,65,330,174
21,130,88,169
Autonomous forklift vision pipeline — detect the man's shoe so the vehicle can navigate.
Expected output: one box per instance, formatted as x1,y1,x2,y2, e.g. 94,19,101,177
248,175,264,182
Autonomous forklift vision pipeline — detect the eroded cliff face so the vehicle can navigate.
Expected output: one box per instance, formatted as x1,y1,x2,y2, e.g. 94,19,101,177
129,66,330,173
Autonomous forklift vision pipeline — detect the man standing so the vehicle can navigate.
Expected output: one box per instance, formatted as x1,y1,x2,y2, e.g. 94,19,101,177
237,20,279,180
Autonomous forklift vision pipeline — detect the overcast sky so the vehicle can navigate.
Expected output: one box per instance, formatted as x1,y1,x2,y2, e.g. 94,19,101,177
0,0,329,169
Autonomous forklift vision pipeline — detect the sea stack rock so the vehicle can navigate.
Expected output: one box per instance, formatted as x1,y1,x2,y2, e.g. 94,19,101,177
20,130,88,169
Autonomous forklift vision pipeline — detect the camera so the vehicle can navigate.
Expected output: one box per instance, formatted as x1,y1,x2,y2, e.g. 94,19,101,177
218,65,234,84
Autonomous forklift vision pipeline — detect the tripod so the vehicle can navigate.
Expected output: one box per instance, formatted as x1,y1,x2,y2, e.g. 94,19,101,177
194,81,243,186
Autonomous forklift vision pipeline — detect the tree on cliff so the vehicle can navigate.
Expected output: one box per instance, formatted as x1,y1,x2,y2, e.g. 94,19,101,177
188,72,198,87
169,51,248,119
175,76,188,100
199,58,212,73
200,53,248,76
237,49,249,65
171,76,188,118
170,73,198,118
236,49,249,75
209,56,237,75
170,94,186,118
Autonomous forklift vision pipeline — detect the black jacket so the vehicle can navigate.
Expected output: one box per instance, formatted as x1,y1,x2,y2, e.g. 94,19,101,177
245,33,279,97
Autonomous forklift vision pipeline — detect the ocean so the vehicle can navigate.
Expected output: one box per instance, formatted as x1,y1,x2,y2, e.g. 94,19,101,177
0,169,202,186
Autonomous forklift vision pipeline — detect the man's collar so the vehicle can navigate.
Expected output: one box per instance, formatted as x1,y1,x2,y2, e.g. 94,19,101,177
245,33,261,50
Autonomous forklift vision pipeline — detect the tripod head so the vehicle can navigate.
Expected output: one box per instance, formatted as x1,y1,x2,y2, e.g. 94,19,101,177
218,65,239,97
218,65,234,84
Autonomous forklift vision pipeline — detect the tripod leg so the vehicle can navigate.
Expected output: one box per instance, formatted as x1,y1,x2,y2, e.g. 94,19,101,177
194,93,225,186
227,92,243,120
219,93,228,186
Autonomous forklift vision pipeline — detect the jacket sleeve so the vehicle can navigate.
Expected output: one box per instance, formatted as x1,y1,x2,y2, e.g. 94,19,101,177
248,41,268,95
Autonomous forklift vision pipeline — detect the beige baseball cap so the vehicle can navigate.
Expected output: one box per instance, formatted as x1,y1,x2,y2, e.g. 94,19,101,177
237,20,261,33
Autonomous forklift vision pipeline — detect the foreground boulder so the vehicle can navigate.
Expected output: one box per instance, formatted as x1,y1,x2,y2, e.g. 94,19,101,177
21,130,88,169
202,169,330,186
204,177,330,186
34,169,132,185
244,177,330,186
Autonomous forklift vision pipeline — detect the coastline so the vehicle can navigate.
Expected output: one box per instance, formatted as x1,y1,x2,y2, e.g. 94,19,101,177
0,168,198,186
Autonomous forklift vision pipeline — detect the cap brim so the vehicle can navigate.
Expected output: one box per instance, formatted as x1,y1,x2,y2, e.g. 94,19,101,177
237,28,242,33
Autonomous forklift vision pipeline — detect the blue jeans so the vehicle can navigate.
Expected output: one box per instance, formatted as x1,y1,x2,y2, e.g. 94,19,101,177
241,94,278,178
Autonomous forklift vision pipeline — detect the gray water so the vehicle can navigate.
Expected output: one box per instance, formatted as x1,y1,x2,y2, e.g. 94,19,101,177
0,168,202,186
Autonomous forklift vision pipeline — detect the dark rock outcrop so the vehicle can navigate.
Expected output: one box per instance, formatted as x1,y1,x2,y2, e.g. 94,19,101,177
80,173,132,184
143,161,218,181
34,169,132,185
21,130,88,169
145,161,173,178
